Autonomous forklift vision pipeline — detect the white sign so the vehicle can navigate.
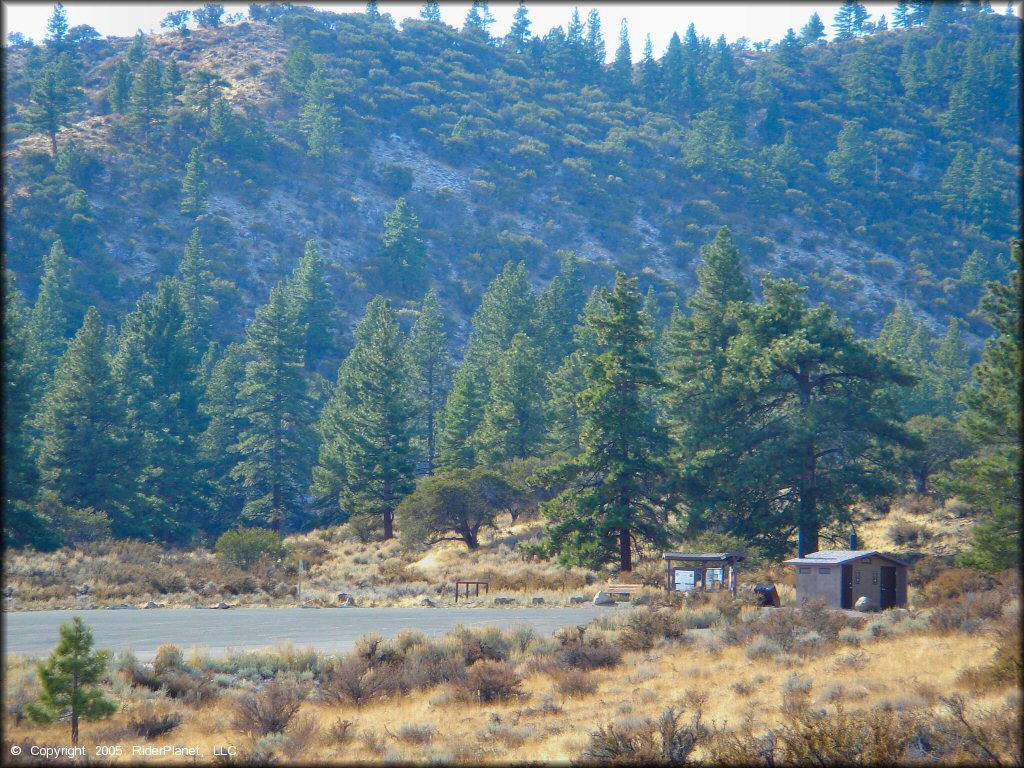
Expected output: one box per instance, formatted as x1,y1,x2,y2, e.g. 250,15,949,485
674,569,696,592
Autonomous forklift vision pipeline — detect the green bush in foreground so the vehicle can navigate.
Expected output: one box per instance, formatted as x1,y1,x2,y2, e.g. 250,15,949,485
215,527,285,570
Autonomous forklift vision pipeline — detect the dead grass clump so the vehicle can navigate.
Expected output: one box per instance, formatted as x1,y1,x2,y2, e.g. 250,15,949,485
744,636,783,660
395,723,434,745
575,706,705,765
325,718,356,747
956,617,1022,691
452,660,523,703
231,676,307,737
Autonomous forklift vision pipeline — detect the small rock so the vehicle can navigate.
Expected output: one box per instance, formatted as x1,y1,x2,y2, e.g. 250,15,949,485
493,597,515,605
532,596,545,605
212,602,230,610
889,607,910,618
4,586,15,598
76,584,92,596
593,591,616,606
569,596,587,605
854,596,875,612
421,598,436,607
142,601,159,609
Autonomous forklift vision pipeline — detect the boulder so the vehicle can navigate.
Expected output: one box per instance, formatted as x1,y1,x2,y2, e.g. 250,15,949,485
212,602,230,610
631,592,653,606
532,596,545,605
593,591,616,606
854,596,875,612
4,586,15,598
569,596,587,605
493,597,515,606
421,598,436,607
142,601,159,609
76,584,92,596
336,593,356,606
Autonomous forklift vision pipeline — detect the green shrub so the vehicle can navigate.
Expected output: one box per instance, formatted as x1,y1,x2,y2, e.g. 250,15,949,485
215,527,285,570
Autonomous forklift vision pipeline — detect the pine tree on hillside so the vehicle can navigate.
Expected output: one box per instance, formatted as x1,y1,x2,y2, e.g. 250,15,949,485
178,228,215,343
949,252,1021,570
28,240,75,383
546,288,606,456
28,61,80,157
608,19,632,99
506,1,531,52
637,34,659,102
538,274,671,572
44,3,70,49
420,1,441,23
198,342,248,535
285,240,335,374
179,146,208,217
534,250,586,370
800,12,826,44
475,332,547,463
232,284,317,533
2,273,52,549
128,58,166,145
106,60,133,113
313,297,415,539
113,280,207,542
405,290,452,475
376,197,427,297
35,307,136,538
299,66,341,162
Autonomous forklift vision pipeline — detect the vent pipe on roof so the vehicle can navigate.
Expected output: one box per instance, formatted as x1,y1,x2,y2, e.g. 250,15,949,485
850,531,858,550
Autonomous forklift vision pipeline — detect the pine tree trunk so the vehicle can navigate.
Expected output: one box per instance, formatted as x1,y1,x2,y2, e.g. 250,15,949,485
383,509,393,540
71,670,79,745
797,365,819,558
619,528,632,572
49,132,58,158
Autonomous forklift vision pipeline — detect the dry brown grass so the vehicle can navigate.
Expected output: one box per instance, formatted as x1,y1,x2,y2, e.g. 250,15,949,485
5,576,1019,765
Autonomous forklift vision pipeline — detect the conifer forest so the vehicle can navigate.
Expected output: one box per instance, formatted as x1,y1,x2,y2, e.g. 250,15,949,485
3,3,1022,765
3,0,1020,571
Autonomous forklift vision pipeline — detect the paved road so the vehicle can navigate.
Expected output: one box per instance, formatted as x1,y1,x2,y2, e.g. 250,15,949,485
3,606,622,660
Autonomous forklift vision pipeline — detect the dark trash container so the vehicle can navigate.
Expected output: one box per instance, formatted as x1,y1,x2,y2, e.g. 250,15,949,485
753,584,780,607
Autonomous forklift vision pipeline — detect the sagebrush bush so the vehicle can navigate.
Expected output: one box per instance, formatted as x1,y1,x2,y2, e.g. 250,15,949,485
576,707,705,765
618,608,688,651
319,657,406,707
553,668,598,698
128,703,182,739
215,527,286,571
920,567,993,605
453,660,522,703
556,640,622,671
231,677,307,736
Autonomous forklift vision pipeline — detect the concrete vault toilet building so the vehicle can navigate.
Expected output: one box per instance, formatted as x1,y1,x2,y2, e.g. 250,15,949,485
784,550,908,610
